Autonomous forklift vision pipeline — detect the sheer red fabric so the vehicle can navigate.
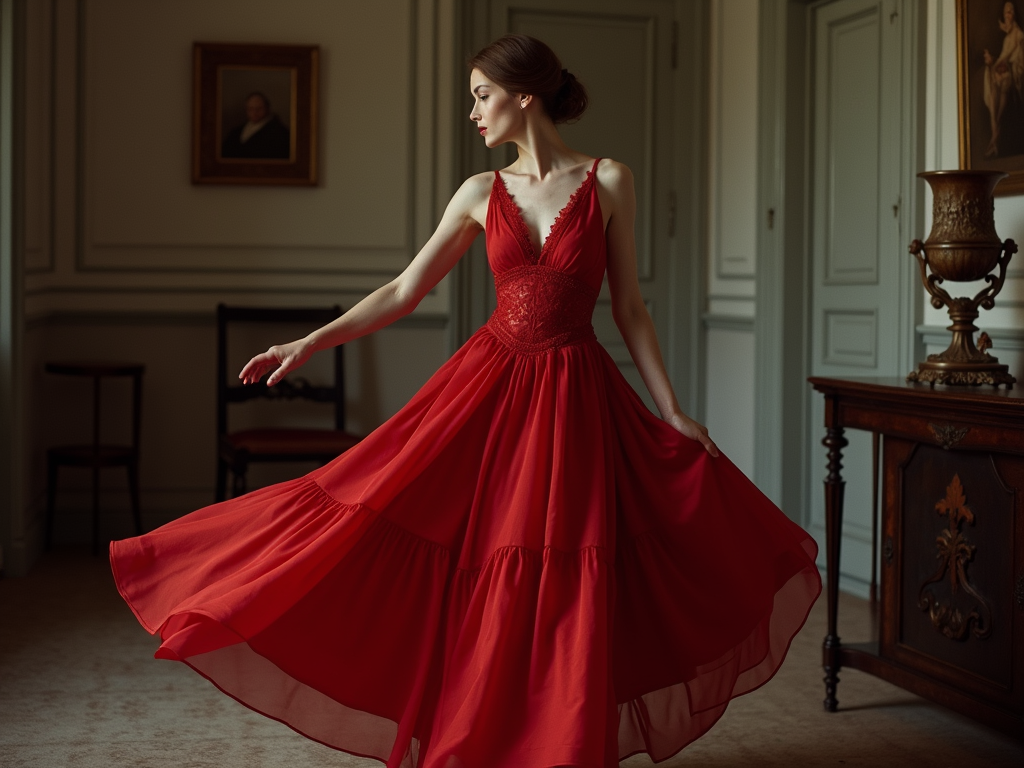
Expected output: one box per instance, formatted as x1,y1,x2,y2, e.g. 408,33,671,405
111,158,821,768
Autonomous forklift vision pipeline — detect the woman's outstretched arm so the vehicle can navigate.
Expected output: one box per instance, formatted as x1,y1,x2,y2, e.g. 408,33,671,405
240,173,491,386
600,160,719,456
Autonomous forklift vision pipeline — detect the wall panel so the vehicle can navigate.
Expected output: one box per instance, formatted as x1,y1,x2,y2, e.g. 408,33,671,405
704,327,755,478
17,0,460,560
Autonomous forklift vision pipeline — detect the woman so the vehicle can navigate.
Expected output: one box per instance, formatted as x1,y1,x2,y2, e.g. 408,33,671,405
984,1,1024,158
112,35,820,768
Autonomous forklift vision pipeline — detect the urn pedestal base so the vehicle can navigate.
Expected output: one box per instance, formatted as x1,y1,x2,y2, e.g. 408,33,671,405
907,359,1015,388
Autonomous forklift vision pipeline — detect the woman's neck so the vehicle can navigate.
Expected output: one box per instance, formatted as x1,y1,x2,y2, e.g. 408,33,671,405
509,120,586,180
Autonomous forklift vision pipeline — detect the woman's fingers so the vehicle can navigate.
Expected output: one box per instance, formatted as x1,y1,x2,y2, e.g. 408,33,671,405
699,432,720,457
238,340,311,386
667,414,719,457
266,360,291,387
239,349,283,385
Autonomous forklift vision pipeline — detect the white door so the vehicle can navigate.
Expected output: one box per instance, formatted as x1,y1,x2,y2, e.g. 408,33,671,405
806,0,905,592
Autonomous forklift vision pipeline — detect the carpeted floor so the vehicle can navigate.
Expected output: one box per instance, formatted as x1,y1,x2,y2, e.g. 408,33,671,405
0,550,1020,767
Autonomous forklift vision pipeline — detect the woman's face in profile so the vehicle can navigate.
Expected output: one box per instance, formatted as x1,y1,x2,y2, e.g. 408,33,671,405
468,69,521,148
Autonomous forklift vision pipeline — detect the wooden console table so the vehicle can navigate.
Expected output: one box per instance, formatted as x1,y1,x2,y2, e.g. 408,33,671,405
809,377,1024,738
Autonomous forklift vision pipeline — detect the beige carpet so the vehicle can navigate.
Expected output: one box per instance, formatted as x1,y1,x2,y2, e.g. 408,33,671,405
1,550,1020,768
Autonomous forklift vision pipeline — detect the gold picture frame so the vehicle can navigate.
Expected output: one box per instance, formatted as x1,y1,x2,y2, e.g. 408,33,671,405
192,42,319,185
957,0,1024,195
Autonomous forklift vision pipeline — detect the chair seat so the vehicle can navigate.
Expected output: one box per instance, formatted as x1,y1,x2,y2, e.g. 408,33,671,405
222,428,361,458
47,444,136,466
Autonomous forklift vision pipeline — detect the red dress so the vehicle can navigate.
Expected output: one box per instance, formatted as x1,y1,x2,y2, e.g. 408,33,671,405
111,158,821,768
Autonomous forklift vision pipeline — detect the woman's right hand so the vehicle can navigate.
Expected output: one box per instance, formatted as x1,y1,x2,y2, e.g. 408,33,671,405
239,337,315,386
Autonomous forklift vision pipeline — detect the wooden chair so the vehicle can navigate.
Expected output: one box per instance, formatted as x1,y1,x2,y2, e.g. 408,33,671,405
216,304,362,501
45,361,144,555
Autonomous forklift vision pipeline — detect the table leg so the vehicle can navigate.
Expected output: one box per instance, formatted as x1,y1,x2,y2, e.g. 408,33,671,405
822,423,847,712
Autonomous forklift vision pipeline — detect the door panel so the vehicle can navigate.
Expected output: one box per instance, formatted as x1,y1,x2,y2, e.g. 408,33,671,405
807,0,903,591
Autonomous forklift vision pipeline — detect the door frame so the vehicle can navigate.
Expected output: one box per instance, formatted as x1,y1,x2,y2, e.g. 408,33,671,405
753,0,926,526
0,0,27,575
448,0,710,419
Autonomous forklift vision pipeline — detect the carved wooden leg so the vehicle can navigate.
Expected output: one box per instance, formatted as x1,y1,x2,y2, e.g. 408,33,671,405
823,424,847,712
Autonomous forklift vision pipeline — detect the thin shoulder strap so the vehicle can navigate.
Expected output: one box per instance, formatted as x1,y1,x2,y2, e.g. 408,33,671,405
591,157,602,174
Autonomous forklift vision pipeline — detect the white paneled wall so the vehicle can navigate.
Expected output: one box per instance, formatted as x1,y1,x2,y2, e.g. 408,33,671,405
12,0,458,570
704,0,758,478
704,326,755,476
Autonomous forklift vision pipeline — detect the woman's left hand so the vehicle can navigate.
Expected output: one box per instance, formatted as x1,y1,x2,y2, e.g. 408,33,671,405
665,412,719,457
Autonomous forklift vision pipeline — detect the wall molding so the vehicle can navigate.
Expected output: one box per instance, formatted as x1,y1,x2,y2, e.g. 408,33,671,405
25,307,448,331
1,0,30,576
71,0,432,281
709,0,756,280
23,0,57,276
754,0,805,509
702,312,754,332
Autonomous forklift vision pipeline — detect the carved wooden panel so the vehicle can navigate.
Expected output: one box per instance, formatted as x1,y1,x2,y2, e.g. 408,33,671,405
810,376,1024,735
884,439,1019,704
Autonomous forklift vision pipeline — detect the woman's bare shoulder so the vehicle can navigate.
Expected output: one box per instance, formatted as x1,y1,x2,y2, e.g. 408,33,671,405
440,171,495,228
458,171,496,199
594,158,634,192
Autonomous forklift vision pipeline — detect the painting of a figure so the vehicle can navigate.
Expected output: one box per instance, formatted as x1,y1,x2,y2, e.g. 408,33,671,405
959,0,1024,194
192,43,318,185
219,69,293,161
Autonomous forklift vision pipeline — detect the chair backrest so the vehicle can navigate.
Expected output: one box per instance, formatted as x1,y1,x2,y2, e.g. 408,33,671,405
216,304,346,438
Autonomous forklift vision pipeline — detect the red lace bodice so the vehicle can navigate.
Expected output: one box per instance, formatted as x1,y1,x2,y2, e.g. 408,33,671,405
484,158,605,354
487,265,598,354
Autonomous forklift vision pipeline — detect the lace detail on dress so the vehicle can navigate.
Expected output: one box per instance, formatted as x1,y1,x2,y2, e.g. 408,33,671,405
493,160,599,263
486,265,598,354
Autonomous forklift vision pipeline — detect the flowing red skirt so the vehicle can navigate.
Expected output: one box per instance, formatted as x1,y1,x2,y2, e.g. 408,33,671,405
111,327,821,768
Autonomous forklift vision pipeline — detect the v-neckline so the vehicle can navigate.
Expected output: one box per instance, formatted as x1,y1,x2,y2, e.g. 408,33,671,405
494,160,598,262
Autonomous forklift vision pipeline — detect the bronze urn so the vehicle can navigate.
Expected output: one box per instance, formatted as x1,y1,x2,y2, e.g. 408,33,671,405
908,170,1016,388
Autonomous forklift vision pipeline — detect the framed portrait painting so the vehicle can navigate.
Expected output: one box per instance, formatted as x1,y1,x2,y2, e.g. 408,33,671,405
958,0,1024,194
192,43,319,185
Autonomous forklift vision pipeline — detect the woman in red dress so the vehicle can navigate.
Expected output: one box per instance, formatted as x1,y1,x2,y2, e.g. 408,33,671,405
111,34,821,768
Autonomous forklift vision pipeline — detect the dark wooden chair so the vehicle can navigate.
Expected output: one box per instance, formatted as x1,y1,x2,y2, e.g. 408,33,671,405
216,304,362,501
45,361,144,555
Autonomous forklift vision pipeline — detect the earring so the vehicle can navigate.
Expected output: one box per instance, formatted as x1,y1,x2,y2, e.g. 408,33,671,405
520,101,526,109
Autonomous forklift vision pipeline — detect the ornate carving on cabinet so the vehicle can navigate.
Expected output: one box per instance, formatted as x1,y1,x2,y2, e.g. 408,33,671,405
809,376,1024,736
928,423,970,450
918,474,993,641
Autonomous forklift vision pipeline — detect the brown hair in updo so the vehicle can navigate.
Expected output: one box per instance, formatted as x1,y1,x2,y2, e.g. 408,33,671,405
469,34,588,124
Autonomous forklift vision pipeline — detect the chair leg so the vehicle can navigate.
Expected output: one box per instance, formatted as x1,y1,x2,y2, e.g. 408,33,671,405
216,458,228,503
231,468,247,499
91,464,101,558
46,457,58,550
127,460,142,536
